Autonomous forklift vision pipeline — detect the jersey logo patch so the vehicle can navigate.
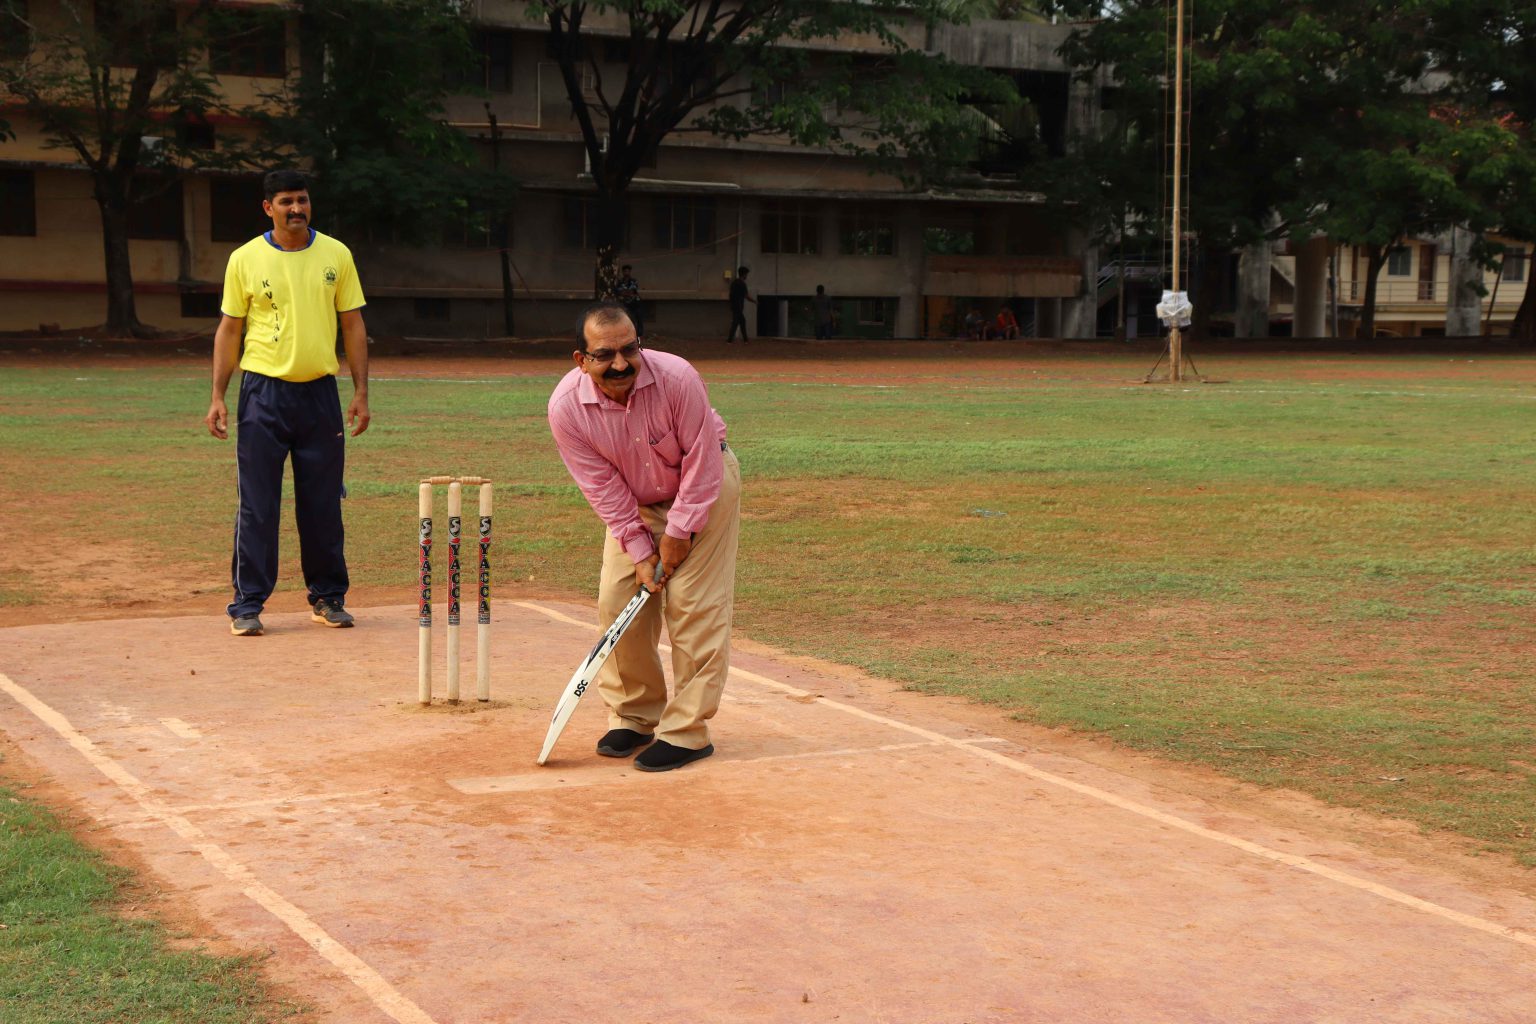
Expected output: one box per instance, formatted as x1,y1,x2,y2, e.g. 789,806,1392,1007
323,266,338,287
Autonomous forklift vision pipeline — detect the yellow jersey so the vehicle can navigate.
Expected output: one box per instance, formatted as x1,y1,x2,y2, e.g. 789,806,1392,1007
220,229,366,382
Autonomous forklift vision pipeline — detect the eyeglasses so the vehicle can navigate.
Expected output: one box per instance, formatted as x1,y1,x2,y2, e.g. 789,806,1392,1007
582,339,642,365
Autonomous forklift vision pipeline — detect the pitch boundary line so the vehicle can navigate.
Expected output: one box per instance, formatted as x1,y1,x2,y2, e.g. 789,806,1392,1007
515,600,1536,951
0,672,442,1024
450,737,1008,794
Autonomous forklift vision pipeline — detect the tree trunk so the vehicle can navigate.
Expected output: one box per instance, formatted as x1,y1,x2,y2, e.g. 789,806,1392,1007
485,106,514,337
591,191,628,300
1358,246,1387,340
98,197,147,337
498,235,515,337
1511,282,1536,345
594,243,619,300
1189,246,1223,343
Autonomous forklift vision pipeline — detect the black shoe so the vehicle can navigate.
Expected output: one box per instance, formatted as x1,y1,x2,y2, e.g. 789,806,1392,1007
634,740,714,772
596,728,655,758
310,598,354,628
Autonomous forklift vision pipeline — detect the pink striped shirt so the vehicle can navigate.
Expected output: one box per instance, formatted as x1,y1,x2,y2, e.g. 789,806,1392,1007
548,349,728,563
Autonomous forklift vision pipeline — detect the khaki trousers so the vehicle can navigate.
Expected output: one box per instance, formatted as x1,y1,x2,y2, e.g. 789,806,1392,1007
597,448,741,749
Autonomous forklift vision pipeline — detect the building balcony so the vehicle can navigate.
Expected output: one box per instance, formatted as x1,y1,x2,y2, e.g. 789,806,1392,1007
923,254,1082,299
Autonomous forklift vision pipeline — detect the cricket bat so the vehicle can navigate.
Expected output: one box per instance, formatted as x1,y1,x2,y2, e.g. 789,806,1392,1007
536,584,653,765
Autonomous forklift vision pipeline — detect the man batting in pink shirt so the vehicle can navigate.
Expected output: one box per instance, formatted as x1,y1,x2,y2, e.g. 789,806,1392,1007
548,302,742,771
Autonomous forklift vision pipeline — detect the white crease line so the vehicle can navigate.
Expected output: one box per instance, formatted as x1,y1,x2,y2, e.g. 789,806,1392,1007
171,789,391,815
160,717,202,739
452,737,1010,794
0,672,440,1024
515,600,1536,951
104,788,393,829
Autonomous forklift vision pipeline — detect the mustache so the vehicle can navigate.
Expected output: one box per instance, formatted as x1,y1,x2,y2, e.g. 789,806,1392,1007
602,365,635,380
286,213,307,220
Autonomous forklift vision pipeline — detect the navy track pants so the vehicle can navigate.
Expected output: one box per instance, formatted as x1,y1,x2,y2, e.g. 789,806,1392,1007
228,372,349,618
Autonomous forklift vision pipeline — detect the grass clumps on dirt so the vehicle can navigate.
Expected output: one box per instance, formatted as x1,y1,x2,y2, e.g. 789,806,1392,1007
0,778,305,1024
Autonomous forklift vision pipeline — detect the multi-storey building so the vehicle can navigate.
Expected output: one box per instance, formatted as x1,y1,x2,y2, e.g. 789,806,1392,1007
0,2,1102,340
1332,235,1528,338
1222,233,1529,339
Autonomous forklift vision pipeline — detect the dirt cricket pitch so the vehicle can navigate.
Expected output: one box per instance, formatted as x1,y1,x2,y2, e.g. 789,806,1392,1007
2,340,1536,1022
1,601,1534,1022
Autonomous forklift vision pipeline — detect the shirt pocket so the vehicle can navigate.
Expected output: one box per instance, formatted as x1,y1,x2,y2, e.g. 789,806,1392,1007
649,430,684,468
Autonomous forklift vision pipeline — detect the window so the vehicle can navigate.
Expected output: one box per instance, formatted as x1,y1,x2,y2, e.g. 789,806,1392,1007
1,0,30,62
924,226,976,255
95,1,178,69
839,205,895,256
754,79,788,109
210,176,264,242
209,9,286,77
1503,248,1527,283
649,42,708,102
180,292,221,319
604,39,632,65
444,199,499,249
760,200,818,255
544,32,587,62
483,30,514,92
562,197,627,250
1386,246,1412,276
128,179,184,241
857,298,890,326
453,29,514,92
1003,210,1054,256
0,169,37,236
414,297,451,321
653,197,715,253
176,116,216,151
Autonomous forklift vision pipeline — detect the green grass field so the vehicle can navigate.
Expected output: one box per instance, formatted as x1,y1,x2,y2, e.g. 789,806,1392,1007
0,779,304,1023
3,347,1535,850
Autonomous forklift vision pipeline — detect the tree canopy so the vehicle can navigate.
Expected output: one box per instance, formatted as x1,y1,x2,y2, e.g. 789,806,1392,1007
531,0,1018,294
1042,0,1524,336
249,0,515,247
1,0,251,333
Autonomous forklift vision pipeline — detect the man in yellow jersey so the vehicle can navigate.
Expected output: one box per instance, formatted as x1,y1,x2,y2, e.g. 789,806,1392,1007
203,169,370,636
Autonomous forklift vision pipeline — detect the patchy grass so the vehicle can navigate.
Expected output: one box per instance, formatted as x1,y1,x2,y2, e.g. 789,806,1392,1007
0,777,306,1023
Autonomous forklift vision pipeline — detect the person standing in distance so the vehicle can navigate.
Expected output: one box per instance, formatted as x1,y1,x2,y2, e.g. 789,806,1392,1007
548,302,742,771
203,169,370,637
813,284,835,340
726,265,754,343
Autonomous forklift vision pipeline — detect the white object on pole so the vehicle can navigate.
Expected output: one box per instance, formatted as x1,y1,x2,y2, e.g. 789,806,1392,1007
1157,290,1193,328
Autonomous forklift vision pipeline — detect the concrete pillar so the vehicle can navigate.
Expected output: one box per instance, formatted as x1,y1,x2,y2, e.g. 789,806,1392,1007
896,204,924,339
1293,236,1329,338
1064,72,1102,157
1037,297,1062,338
1061,257,1098,338
1445,226,1483,337
1235,240,1272,338
1059,78,1102,341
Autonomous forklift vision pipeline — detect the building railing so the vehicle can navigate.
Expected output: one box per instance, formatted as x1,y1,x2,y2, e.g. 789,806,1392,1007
1345,278,1527,305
